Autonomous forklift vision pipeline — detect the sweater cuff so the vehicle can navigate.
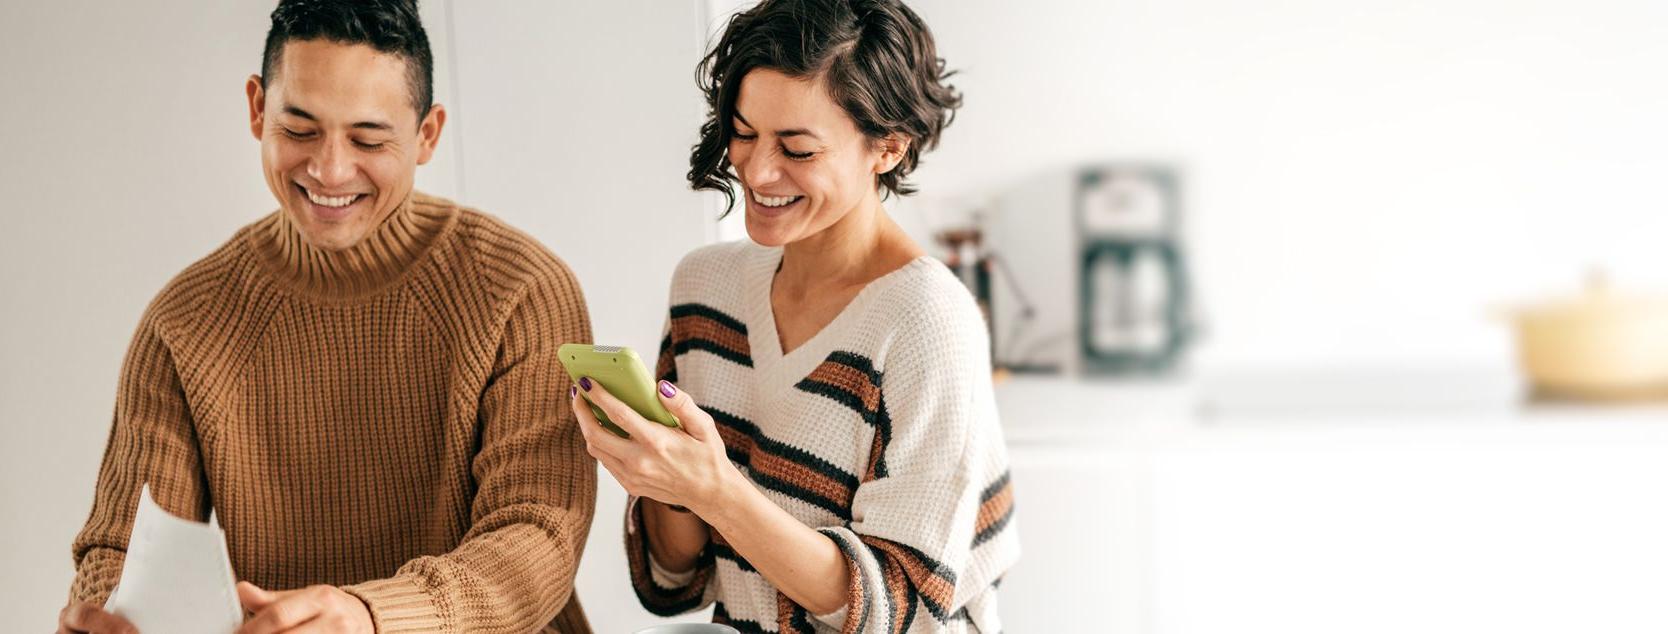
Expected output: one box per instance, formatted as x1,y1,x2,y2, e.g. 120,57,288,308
342,576,444,633
813,527,870,634
70,547,125,606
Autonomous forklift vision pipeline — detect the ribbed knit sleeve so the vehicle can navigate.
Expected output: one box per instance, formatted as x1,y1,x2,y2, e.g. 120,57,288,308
69,307,210,606
343,257,598,633
804,298,1020,634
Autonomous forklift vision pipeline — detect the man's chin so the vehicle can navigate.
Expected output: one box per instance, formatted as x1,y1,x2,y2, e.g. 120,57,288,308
288,213,367,251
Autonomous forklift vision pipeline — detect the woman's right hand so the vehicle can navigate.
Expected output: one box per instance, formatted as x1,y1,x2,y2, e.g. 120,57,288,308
58,602,138,634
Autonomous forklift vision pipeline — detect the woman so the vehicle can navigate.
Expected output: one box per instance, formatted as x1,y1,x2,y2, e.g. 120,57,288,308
571,0,1018,631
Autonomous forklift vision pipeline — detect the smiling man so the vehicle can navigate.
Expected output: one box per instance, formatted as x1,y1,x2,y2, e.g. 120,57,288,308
57,2,596,633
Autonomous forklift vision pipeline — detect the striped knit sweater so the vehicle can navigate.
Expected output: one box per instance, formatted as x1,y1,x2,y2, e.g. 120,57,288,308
625,241,1020,633
68,192,596,633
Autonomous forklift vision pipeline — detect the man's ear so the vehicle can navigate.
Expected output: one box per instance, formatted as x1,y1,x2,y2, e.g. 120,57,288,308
415,104,447,166
245,75,265,142
874,133,911,175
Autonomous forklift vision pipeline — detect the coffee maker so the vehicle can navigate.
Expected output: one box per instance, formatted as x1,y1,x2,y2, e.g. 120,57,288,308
1076,165,1193,374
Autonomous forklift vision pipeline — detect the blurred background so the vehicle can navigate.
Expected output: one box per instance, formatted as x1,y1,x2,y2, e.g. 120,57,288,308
5,0,1668,632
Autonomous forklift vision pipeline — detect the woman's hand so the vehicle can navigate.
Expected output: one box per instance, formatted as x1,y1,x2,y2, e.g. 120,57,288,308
571,377,740,515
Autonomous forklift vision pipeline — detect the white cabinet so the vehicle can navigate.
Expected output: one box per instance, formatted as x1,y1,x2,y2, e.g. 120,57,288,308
996,375,1668,634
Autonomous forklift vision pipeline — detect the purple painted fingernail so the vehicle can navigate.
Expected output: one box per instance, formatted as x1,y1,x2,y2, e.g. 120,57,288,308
579,377,592,391
659,380,678,398
570,385,577,398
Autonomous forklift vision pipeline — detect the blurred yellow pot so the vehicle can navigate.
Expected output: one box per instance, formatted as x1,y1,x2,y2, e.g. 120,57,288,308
1507,278,1668,401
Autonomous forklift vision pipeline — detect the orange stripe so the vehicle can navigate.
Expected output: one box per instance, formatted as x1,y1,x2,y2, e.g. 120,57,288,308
715,424,855,509
975,480,1015,536
860,536,956,614
671,314,750,358
655,336,676,380
804,361,881,412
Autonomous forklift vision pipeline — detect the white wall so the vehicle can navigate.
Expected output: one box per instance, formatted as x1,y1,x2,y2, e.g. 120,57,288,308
0,1,710,631
892,0,1668,371
444,2,713,631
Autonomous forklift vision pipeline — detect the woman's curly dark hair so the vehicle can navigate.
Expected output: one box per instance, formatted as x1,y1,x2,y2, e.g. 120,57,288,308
689,0,962,214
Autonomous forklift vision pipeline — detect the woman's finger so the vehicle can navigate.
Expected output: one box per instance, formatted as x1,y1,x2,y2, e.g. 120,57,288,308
577,376,665,442
655,380,719,443
573,386,634,460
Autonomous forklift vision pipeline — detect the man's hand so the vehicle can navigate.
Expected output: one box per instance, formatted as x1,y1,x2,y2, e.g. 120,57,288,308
58,602,138,634
235,582,373,634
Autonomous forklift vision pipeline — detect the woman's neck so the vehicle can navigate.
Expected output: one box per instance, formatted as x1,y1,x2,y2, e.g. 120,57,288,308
776,195,916,299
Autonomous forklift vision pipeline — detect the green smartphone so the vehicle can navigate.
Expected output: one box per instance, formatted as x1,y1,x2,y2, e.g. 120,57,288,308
558,343,679,438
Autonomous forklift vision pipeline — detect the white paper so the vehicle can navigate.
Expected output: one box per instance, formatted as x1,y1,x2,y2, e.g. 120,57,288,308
105,484,243,633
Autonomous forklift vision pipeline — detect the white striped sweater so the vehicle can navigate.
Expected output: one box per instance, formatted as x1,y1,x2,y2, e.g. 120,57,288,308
624,241,1020,633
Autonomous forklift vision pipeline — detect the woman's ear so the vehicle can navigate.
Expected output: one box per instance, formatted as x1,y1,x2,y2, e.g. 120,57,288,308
874,133,911,175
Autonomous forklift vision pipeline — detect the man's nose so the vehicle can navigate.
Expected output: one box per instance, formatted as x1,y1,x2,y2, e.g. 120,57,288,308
306,138,356,188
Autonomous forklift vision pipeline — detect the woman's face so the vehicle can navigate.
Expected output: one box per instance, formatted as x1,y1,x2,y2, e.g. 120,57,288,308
728,68,902,247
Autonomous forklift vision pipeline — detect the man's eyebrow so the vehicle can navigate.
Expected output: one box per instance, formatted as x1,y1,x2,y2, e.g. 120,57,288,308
280,104,393,131
282,104,317,121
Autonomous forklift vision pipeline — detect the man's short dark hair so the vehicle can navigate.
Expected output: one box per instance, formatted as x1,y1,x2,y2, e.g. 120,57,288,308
261,0,435,119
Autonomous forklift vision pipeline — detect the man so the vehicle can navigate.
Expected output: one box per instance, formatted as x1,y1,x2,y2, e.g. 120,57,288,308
57,1,596,632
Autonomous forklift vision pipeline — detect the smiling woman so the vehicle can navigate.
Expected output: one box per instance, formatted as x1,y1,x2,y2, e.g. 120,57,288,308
578,1,1020,633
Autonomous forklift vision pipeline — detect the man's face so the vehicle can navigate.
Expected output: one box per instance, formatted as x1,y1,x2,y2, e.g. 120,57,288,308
245,39,445,251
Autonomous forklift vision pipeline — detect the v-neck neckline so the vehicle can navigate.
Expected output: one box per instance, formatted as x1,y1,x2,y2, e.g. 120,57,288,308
742,245,933,386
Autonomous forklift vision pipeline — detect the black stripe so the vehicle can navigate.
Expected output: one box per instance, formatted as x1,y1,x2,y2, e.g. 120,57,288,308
825,530,874,633
710,542,756,573
712,603,770,634
667,302,754,367
900,585,921,632
870,392,892,479
674,337,754,368
974,470,1016,547
793,350,885,425
864,538,958,622
786,602,816,634
707,407,859,520
980,470,1013,502
671,303,749,335
795,378,876,421
633,543,713,616
826,350,879,383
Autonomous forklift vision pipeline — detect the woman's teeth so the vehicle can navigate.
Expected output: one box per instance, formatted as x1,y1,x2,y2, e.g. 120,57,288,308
752,192,802,208
306,190,362,208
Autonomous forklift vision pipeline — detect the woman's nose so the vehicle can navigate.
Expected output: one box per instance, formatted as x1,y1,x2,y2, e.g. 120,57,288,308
740,149,782,189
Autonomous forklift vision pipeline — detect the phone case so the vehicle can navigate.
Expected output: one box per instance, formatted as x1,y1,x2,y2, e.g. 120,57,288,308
558,343,680,438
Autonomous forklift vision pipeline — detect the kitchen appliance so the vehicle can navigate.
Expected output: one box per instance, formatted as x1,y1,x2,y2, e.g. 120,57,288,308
1076,165,1193,374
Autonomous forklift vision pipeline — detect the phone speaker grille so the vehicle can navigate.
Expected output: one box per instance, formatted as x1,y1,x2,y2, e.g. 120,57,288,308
592,345,623,353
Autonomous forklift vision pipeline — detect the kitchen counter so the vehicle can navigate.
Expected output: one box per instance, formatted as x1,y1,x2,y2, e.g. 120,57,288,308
990,369,1668,634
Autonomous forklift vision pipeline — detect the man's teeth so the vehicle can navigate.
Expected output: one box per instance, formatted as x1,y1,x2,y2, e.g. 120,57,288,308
306,190,361,208
752,192,802,208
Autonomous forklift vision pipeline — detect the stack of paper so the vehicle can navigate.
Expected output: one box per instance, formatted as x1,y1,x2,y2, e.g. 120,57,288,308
104,484,243,633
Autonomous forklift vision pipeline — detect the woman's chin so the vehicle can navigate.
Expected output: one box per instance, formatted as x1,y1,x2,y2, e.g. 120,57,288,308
744,212,799,247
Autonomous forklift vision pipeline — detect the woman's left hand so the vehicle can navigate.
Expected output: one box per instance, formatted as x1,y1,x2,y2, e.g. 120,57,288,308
571,377,739,514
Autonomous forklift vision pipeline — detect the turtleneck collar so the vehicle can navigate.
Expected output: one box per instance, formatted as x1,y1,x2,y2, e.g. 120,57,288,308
248,191,458,300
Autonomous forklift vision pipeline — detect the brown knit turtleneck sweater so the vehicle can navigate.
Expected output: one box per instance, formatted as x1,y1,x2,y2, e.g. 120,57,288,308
68,192,597,633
